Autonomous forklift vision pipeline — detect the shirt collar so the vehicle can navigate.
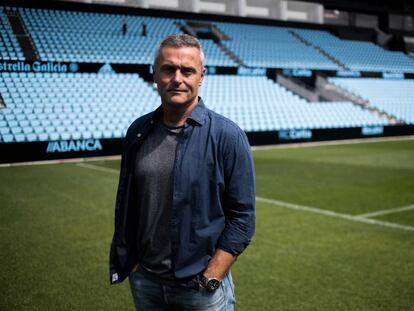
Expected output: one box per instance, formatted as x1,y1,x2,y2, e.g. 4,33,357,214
152,97,207,127
186,97,206,126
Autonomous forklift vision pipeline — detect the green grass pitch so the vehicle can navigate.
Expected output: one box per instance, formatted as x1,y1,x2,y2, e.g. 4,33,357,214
1,138,414,310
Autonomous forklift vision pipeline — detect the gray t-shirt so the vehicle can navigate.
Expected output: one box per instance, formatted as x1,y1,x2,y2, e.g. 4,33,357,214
134,121,182,279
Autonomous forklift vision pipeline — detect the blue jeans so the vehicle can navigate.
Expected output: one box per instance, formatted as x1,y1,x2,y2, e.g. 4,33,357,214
129,270,236,311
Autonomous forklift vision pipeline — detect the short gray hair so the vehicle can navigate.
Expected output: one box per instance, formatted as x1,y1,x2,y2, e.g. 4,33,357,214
154,34,205,68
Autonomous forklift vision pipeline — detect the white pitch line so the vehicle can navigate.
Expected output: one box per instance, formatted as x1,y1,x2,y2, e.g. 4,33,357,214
76,162,119,174
357,204,414,219
76,164,414,233
256,197,414,232
0,155,121,168
251,135,414,151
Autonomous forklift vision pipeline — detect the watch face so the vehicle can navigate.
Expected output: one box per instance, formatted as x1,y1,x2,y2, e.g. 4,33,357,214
207,279,221,291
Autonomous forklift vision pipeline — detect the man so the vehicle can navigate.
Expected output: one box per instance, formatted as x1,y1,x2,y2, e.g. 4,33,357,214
109,34,255,310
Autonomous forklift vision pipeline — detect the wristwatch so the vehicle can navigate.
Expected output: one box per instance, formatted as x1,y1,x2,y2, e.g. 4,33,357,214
200,276,221,291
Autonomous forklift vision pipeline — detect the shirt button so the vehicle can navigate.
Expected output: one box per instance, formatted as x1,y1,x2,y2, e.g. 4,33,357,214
150,120,154,124
137,133,141,138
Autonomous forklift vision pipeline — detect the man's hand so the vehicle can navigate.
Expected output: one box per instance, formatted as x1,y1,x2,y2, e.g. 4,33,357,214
203,249,237,280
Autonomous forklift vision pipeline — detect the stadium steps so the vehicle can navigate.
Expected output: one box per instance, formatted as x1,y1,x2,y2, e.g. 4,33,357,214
315,76,404,125
289,30,349,71
216,41,247,67
181,21,230,41
178,20,241,67
177,21,197,37
211,24,230,41
5,10,38,61
276,74,319,102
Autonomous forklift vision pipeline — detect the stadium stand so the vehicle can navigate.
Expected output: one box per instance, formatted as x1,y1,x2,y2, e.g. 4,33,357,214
215,22,341,70
295,29,414,73
0,72,159,142
19,7,184,63
15,7,238,66
0,9,25,60
214,22,414,72
329,78,414,124
199,39,238,67
0,71,391,143
200,75,388,131
0,4,412,148
5,6,413,72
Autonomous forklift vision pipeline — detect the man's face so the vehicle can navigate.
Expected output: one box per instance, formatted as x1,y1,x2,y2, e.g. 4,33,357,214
153,46,204,109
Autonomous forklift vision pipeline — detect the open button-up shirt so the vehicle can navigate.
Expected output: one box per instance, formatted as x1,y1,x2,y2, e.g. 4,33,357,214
109,98,256,285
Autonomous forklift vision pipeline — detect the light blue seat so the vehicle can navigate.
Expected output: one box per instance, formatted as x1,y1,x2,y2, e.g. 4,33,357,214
49,132,60,141
26,133,37,141
72,132,81,140
2,133,14,142
61,132,71,140
0,127,10,134
14,133,26,142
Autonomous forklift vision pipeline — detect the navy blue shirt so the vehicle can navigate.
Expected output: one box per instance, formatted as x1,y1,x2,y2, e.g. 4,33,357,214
109,98,256,284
